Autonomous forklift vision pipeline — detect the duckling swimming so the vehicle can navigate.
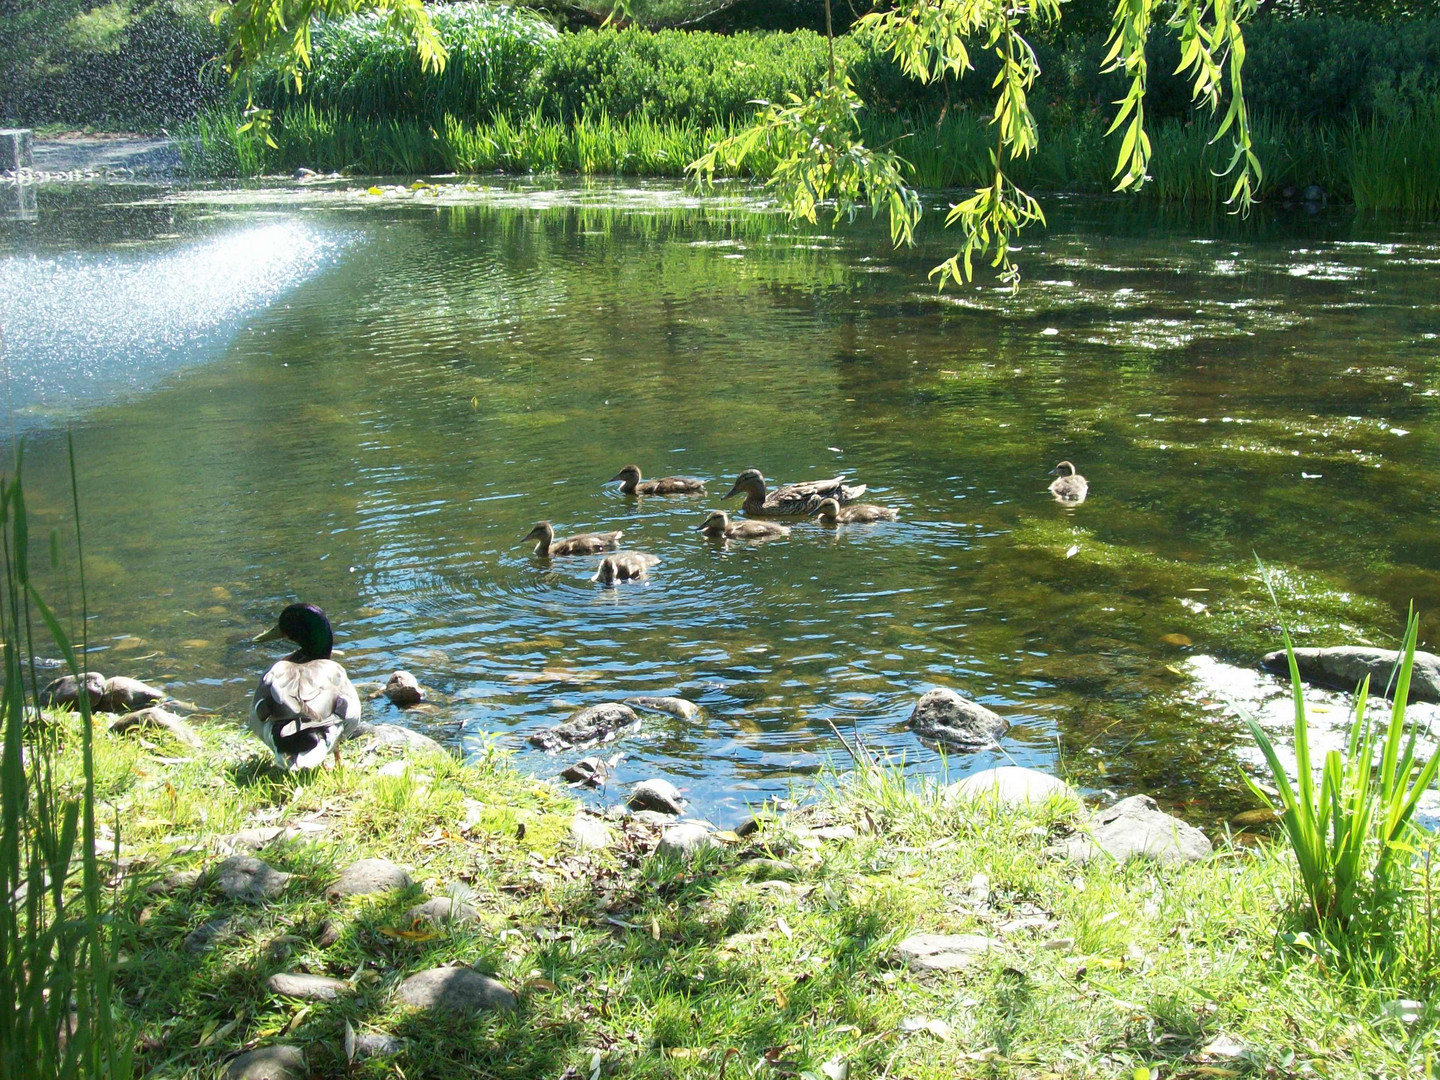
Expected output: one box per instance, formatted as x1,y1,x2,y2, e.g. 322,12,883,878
723,468,866,516
1047,461,1088,503
814,497,898,524
592,551,661,584
523,520,624,558
610,465,706,496
698,510,791,541
251,603,361,771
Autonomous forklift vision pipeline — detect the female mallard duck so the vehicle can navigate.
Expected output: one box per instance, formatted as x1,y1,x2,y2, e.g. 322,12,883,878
592,551,660,584
1048,461,1088,503
723,468,866,516
610,465,706,496
251,603,361,770
523,520,623,558
815,497,898,524
698,510,791,541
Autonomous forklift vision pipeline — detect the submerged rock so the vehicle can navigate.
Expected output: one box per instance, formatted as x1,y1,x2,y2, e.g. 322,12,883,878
213,856,291,903
560,755,612,786
907,688,1008,751
224,1046,306,1080
1261,645,1440,703
1050,795,1211,865
624,696,700,720
329,858,411,899
397,966,516,1012
895,933,996,972
383,670,425,707
529,703,638,751
628,778,685,815
943,766,1077,807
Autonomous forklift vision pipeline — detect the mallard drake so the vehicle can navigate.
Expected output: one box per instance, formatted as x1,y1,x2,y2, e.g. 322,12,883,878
697,510,791,541
592,551,660,584
1048,461,1088,503
723,469,866,516
251,603,361,770
523,520,623,558
610,465,706,496
815,497,898,524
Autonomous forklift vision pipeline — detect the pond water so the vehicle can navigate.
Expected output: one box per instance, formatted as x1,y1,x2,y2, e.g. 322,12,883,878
4,178,1440,826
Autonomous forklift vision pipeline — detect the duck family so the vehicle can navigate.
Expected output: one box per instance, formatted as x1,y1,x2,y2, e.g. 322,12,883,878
250,459,1085,769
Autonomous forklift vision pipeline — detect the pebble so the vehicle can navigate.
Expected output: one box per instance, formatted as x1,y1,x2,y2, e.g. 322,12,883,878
353,722,446,756
895,933,997,972
560,756,611,786
1049,795,1212,865
384,670,425,707
266,972,351,1001
213,856,291,903
329,858,412,898
223,1045,306,1080
907,688,1008,752
943,766,1078,807
185,915,240,954
656,823,718,859
628,778,684,815
397,966,517,1012
624,696,700,720
569,814,614,851
404,896,480,926
346,1028,403,1060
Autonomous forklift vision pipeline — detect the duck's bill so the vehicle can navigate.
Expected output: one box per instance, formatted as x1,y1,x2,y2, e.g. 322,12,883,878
722,484,742,499
608,472,626,483
253,625,285,643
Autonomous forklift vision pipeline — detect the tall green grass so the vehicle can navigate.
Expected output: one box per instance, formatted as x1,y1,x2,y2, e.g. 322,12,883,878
1347,99,1440,217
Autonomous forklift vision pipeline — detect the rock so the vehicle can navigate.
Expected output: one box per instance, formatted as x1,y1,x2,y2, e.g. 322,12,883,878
404,896,480,926
1050,795,1212,865
628,778,684,815
624,696,700,720
293,167,317,179
223,1045,306,1080
895,933,997,972
39,671,106,711
147,868,201,895
109,707,200,747
213,856,291,903
313,920,344,948
384,670,425,707
569,814,613,851
100,675,164,712
907,688,1008,751
329,858,411,898
943,766,1077,807
185,915,240,953
656,823,718,859
396,967,516,1013
529,703,638,752
266,972,351,1001
1262,645,1440,704
346,1028,403,1060
354,721,446,755
561,756,611,786
1303,184,1326,203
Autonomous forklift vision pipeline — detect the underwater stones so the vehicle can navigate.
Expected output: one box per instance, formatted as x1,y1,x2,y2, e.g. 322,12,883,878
214,856,291,903
628,778,685,815
223,1045,306,1080
100,675,164,712
895,933,996,972
943,767,1077,807
397,966,516,1013
656,823,718,859
907,688,1008,751
329,858,411,899
1051,795,1212,866
624,696,700,721
266,972,351,1001
569,814,614,851
109,706,199,748
529,702,638,751
1261,645,1440,704
404,896,480,927
40,671,107,711
560,755,611,786
383,670,425,707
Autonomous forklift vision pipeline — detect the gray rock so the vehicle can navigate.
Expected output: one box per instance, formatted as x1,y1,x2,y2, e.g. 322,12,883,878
185,915,240,953
397,966,516,1012
624,696,700,720
346,1027,402,1060
628,809,678,828
100,675,164,712
569,814,614,850
109,706,200,747
1262,645,1440,704
628,778,684,815
944,766,1078,807
223,1045,306,1080
560,756,611,786
656,823,718,859
354,722,446,755
529,703,638,751
313,920,343,948
214,856,291,903
384,670,425,707
39,671,106,711
266,972,351,1001
895,933,996,972
329,858,411,898
1051,794,1212,865
404,896,479,926
147,868,201,895
908,688,1008,751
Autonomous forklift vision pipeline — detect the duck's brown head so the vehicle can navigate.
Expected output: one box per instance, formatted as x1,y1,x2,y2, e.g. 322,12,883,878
724,469,767,501
1049,460,1077,477
522,521,555,548
698,511,730,536
815,498,841,521
610,465,643,493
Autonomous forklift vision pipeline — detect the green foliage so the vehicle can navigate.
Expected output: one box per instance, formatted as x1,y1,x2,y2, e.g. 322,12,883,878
1345,98,1440,215
1245,609,1440,944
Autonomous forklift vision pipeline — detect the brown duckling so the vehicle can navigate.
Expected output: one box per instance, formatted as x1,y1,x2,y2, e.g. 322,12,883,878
592,551,660,584
723,468,866,516
698,510,791,541
814,497,898,524
523,521,624,558
1047,461,1088,503
610,465,706,496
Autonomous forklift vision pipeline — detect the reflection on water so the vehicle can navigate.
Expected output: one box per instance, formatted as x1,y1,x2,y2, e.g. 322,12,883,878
4,179,1440,825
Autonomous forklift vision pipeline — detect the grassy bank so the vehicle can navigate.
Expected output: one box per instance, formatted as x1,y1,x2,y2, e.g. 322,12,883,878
65,710,1439,1077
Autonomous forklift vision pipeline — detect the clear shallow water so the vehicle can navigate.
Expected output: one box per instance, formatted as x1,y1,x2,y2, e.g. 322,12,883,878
4,178,1440,825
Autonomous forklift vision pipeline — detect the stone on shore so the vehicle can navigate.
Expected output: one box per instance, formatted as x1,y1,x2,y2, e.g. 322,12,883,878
908,689,1008,751
329,858,411,898
214,856,291,903
223,1045,306,1080
405,896,480,927
656,822,718,859
624,696,700,720
383,670,425,707
943,766,1077,807
397,967,516,1013
353,722,446,756
185,914,241,953
109,706,200,747
1050,795,1212,865
569,814,614,850
100,675,165,712
1262,645,1440,703
628,778,684,815
895,933,997,972
40,671,107,711
266,972,351,1001
346,1027,402,1060
529,703,638,751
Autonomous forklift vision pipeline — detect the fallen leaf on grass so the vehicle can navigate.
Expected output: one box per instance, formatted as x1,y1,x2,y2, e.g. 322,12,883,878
526,978,559,992
899,1016,951,1040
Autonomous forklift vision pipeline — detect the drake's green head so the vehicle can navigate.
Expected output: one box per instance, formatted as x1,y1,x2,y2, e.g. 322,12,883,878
255,602,334,660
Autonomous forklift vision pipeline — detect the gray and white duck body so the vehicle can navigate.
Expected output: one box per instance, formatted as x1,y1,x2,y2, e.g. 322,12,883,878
723,468,865,516
250,603,361,770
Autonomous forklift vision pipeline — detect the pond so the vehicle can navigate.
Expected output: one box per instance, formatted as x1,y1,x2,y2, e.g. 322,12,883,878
4,177,1440,826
